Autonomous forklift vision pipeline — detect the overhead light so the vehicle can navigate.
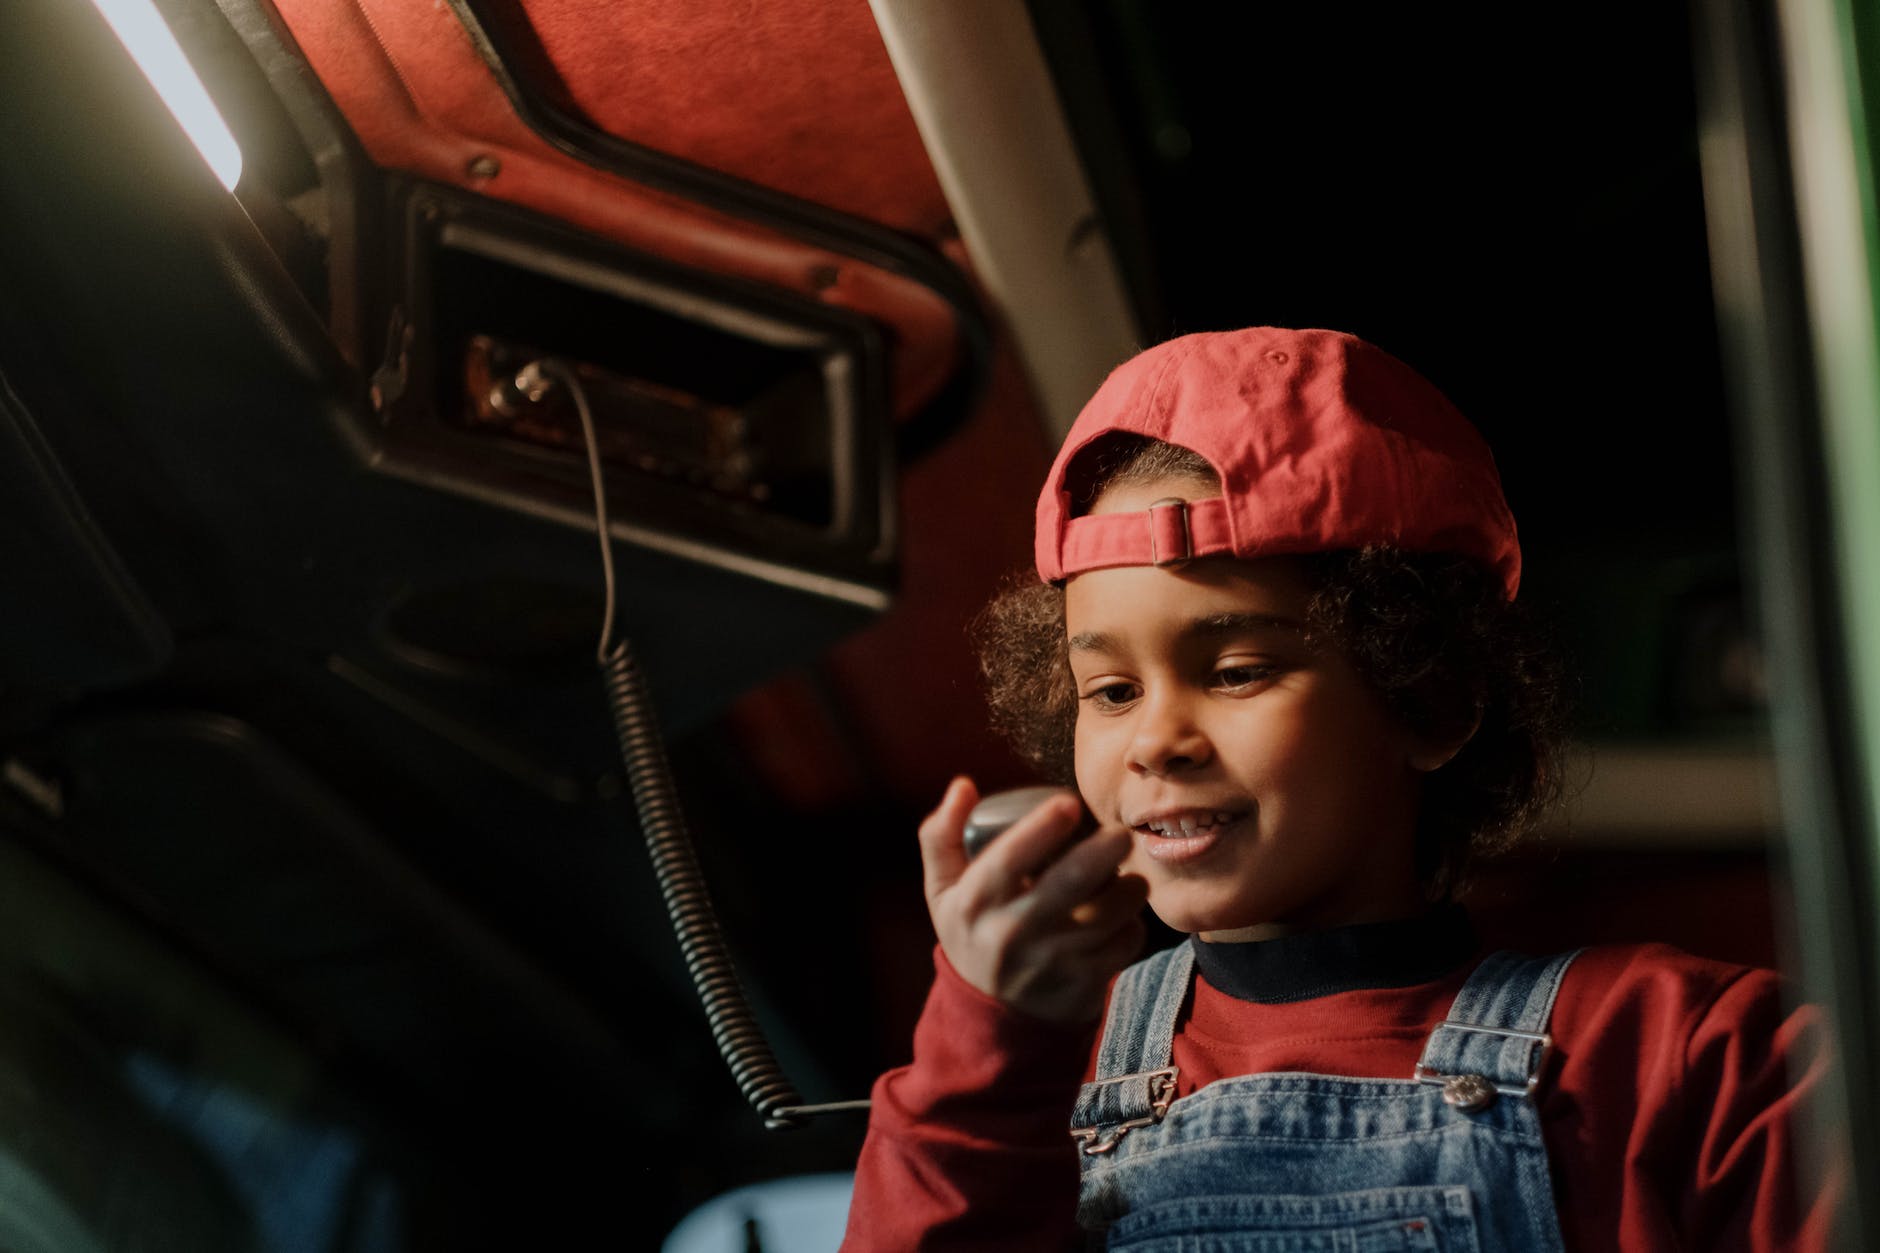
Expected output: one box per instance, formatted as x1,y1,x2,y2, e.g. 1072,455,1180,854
88,0,244,191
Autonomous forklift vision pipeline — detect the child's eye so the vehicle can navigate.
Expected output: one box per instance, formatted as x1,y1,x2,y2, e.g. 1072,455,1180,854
1078,682,1139,710
1213,663,1277,691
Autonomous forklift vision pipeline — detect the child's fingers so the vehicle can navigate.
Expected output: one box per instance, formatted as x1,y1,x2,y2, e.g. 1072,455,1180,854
1067,871,1150,929
1016,894,1145,1020
916,776,979,902
1015,826,1134,921
955,789,1087,909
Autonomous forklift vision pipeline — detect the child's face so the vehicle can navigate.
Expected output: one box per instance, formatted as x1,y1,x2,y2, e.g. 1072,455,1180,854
1066,478,1431,939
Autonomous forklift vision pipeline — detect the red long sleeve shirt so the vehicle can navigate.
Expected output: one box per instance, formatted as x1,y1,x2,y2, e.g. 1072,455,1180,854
843,938,1839,1251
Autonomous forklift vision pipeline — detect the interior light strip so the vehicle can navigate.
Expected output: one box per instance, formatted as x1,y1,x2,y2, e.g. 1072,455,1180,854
88,0,244,191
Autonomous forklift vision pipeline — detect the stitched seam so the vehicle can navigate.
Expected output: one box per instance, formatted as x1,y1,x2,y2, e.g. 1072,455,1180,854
1124,1126,1541,1150
1177,1030,1430,1049
1141,337,1201,431
353,1,427,121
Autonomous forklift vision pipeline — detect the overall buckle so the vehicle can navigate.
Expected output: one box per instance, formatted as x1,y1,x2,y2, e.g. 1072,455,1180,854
1411,1021,1555,1111
1070,1067,1178,1155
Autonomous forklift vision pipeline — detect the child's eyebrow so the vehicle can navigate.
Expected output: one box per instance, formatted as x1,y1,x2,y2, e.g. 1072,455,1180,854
1189,612,1304,637
1068,612,1302,655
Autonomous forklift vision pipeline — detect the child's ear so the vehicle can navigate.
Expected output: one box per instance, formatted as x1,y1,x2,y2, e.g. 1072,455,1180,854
1407,708,1482,773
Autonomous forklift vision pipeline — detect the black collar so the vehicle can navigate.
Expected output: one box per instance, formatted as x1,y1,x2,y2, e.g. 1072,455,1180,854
1189,904,1477,1004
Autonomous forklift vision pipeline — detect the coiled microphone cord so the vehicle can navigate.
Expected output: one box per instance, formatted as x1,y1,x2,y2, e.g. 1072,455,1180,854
526,359,869,1130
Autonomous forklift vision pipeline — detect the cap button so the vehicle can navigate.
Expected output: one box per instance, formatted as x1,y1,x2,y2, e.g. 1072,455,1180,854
1266,350,1289,365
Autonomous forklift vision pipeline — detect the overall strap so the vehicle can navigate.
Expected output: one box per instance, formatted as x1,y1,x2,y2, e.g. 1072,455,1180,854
1413,949,1582,1105
1069,942,1193,1153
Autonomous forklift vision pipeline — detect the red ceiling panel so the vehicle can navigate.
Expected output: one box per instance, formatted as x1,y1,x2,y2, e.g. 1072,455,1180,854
270,0,967,416
484,0,952,236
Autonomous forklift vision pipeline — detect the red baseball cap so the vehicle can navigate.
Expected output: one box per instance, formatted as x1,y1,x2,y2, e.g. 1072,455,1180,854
1033,327,1521,599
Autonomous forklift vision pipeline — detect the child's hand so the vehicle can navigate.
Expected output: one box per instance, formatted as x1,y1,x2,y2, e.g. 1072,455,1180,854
919,777,1148,1024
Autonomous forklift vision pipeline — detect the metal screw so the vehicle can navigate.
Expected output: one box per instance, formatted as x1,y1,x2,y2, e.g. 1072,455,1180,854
467,154,501,181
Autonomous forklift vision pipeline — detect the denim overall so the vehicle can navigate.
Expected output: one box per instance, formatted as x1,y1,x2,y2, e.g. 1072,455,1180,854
1071,942,1580,1251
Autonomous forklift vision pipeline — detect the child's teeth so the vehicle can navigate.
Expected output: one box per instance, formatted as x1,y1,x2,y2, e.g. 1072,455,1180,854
1142,813,1242,836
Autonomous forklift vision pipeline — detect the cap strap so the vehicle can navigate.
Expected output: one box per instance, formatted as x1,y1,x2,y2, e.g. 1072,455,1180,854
1148,498,1191,565
1057,497,1235,577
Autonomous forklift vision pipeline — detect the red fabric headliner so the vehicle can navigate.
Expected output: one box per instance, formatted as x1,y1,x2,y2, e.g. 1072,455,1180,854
271,0,964,416
482,0,953,237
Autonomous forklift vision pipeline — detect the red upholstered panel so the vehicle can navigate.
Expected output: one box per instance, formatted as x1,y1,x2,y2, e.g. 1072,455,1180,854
483,0,952,237
270,0,964,415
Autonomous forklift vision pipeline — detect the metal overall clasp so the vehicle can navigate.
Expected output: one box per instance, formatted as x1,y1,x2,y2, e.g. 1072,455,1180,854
1411,1021,1555,1113
1070,1067,1179,1155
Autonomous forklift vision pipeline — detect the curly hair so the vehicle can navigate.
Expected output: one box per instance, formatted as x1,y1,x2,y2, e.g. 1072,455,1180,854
974,438,1571,897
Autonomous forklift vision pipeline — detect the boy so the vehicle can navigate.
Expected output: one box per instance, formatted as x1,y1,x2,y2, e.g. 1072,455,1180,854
842,327,1834,1250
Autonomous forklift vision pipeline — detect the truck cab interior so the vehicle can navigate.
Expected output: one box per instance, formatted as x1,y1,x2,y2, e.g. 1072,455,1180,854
0,0,1875,1248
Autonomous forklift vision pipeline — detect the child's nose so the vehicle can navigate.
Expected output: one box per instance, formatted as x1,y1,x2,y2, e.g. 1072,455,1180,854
1125,695,1213,777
